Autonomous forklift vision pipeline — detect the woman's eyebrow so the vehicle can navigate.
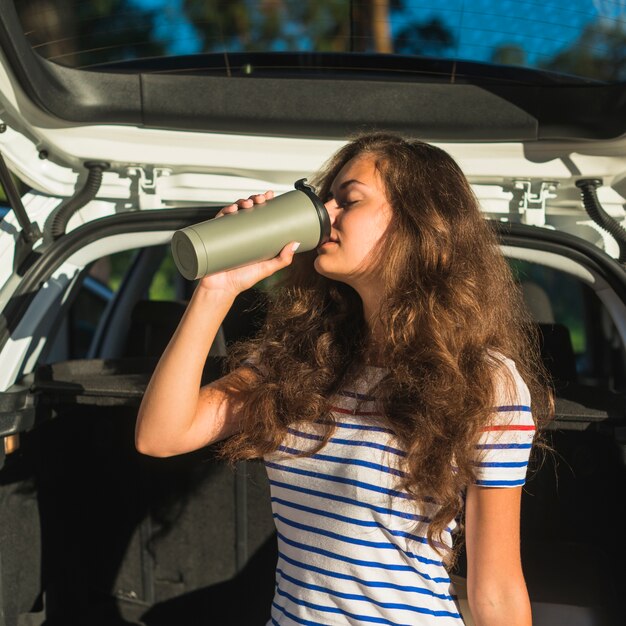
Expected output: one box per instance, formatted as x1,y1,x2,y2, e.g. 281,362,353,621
328,179,367,197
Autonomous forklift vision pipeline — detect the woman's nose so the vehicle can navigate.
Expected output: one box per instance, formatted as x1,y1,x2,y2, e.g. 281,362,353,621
324,199,340,225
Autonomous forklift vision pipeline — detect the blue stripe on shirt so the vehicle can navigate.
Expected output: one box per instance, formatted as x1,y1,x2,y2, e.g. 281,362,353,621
318,419,395,434
475,478,526,487
276,586,439,625
274,512,444,559
276,531,450,582
277,551,456,601
495,405,531,412
268,476,438,524
271,496,432,528
278,445,407,478
475,442,532,450
268,480,443,564
272,496,448,535
473,460,529,468
266,461,413,500
272,601,326,626
276,567,462,618
265,461,413,500
288,428,406,457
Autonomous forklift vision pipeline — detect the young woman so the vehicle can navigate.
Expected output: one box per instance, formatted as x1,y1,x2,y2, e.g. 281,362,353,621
136,133,552,626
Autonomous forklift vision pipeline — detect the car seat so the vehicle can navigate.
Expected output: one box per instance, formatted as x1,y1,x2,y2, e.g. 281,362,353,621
124,299,226,358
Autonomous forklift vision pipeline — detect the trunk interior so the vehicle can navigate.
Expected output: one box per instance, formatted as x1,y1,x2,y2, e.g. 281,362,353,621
1,357,279,626
0,302,625,626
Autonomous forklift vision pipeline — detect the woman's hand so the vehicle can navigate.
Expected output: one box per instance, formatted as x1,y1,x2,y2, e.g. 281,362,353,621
198,191,300,296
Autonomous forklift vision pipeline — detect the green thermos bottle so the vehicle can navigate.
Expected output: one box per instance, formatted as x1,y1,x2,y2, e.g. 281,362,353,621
171,179,330,280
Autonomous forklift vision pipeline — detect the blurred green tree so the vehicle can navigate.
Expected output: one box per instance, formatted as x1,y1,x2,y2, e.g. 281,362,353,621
16,0,457,63
393,16,454,57
181,0,450,56
540,19,626,81
491,45,527,67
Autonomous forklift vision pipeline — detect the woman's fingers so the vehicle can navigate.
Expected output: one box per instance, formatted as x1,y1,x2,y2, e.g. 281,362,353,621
236,241,300,286
198,240,300,295
215,191,274,218
215,203,237,218
257,241,300,276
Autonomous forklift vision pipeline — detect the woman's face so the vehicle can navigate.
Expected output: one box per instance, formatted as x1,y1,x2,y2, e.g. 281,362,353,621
314,154,393,288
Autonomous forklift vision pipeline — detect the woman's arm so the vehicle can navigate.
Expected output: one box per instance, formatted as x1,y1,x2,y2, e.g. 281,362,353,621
135,191,298,458
135,285,240,457
465,484,532,626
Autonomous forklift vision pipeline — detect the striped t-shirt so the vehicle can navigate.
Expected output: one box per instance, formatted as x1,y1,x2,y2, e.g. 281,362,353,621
264,356,535,626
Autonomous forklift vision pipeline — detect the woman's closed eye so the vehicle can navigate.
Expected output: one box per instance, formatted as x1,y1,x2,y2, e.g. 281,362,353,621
338,197,360,208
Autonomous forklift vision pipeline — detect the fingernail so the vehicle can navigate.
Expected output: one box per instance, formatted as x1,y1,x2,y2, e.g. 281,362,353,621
292,242,301,252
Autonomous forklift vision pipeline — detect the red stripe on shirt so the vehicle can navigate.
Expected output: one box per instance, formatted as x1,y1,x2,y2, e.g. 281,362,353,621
482,425,536,432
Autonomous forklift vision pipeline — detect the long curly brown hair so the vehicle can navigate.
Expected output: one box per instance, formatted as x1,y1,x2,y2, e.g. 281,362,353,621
220,132,553,563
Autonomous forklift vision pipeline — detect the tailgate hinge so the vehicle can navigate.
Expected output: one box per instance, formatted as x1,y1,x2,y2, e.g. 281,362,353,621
127,166,172,210
510,180,558,227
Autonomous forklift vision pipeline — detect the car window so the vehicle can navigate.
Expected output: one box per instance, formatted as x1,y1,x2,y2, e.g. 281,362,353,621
46,250,136,361
46,245,190,364
509,258,626,391
148,248,185,301
14,0,626,83
146,244,283,302
48,244,626,393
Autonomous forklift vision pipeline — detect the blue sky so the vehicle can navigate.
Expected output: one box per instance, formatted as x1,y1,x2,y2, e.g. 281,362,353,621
131,0,624,66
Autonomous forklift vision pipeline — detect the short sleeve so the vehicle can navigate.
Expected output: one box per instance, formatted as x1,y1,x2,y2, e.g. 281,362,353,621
473,355,536,488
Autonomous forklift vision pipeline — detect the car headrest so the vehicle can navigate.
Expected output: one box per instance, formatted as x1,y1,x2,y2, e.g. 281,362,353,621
125,300,226,358
536,323,578,386
125,300,186,358
521,281,555,324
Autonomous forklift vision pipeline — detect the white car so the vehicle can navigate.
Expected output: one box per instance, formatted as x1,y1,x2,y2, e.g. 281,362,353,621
0,1,624,625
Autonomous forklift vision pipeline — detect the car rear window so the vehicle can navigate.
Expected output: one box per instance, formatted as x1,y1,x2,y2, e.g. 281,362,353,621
14,0,626,83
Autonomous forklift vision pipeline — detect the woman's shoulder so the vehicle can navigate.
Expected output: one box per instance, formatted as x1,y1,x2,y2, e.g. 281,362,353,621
484,349,532,408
